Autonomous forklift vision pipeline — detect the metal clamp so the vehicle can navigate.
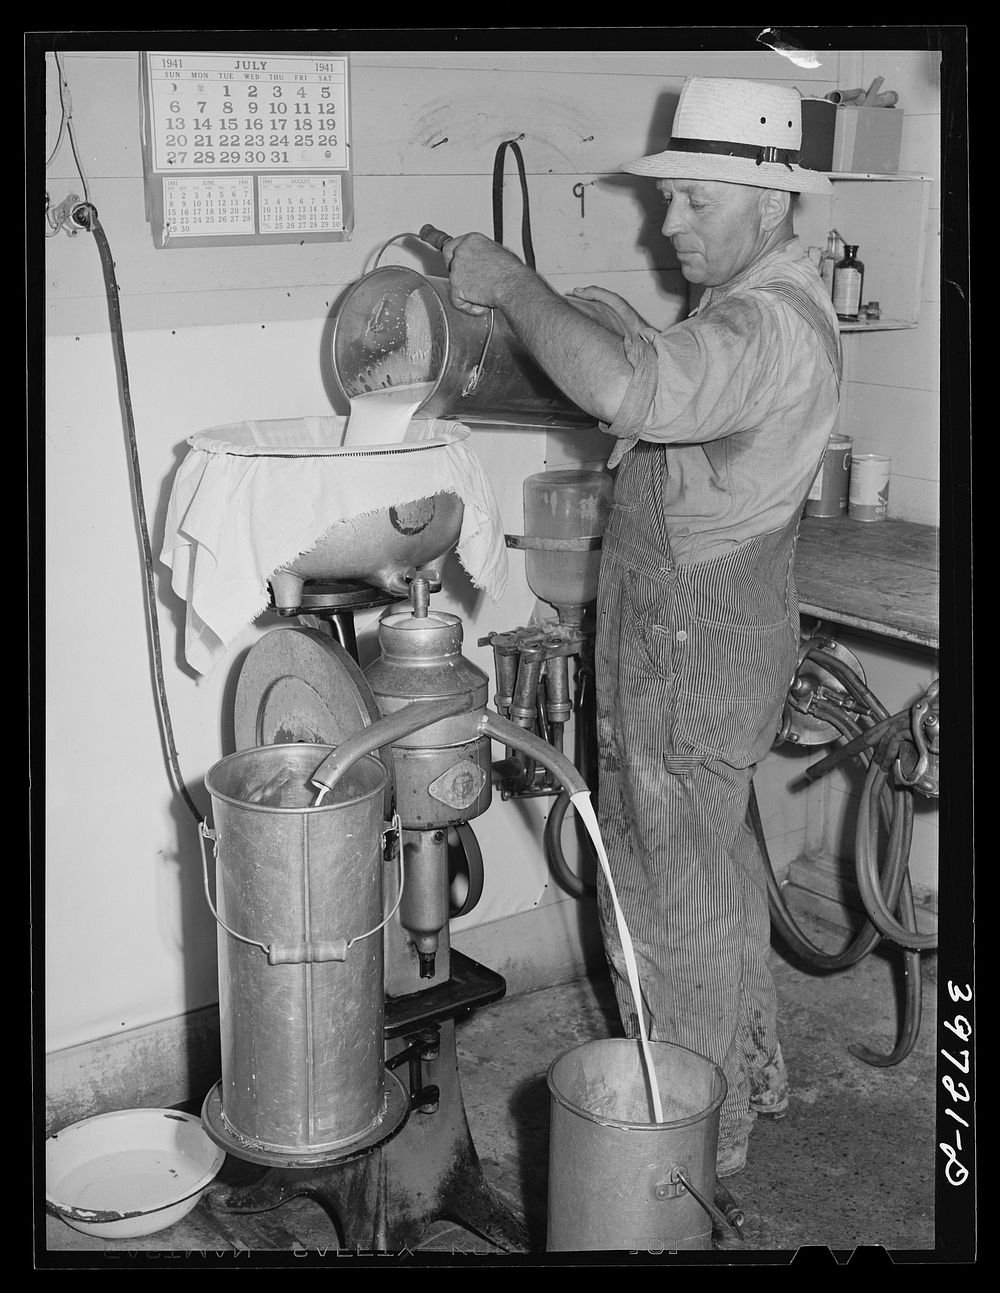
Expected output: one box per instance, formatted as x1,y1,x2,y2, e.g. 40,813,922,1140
895,679,940,796
381,812,403,857
504,533,604,552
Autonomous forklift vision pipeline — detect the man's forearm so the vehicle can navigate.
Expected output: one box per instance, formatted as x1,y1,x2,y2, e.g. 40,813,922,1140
494,271,633,425
442,233,633,425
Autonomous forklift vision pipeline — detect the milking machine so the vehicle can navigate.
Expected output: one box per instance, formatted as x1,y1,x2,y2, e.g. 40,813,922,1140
756,633,940,1066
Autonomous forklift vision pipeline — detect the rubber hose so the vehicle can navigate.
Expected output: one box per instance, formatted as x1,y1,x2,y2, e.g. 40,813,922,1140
848,877,923,1066
805,708,910,783
543,661,599,899
758,704,908,970
543,791,597,899
753,780,883,971
82,206,204,827
448,821,485,917
855,753,936,951
846,746,925,1064
804,646,891,721
756,701,927,1065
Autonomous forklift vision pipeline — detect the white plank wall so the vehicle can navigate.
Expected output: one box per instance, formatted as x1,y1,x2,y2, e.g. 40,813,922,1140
44,49,844,337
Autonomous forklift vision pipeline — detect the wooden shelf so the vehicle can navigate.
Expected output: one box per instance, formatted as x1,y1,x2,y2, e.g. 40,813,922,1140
798,173,932,328
827,171,932,182
795,516,939,651
838,318,917,332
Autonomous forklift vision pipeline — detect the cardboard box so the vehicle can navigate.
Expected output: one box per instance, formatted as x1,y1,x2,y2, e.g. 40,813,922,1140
800,98,838,171
800,99,903,175
831,105,902,173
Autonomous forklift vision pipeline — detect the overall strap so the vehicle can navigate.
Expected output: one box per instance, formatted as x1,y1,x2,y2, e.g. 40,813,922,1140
760,279,843,387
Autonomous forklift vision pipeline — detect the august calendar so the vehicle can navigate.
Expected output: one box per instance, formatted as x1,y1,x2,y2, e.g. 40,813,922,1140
140,52,354,247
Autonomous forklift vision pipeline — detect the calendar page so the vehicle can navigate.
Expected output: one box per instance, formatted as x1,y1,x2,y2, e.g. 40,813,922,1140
140,51,353,247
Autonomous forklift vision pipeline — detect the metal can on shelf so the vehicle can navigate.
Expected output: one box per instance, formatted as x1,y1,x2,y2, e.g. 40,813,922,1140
805,434,853,518
849,454,891,521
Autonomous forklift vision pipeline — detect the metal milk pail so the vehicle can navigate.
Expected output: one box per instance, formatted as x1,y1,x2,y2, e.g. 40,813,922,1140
330,265,594,427
546,1038,727,1252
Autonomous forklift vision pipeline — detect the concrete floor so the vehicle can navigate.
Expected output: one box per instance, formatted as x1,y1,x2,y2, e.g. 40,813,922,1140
40,905,952,1267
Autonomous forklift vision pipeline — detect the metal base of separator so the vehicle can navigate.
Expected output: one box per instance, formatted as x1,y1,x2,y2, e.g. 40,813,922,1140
202,954,529,1254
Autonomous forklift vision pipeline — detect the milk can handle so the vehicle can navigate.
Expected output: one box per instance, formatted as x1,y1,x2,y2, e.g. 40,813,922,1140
198,822,273,957
664,1168,745,1239
198,818,403,965
416,224,495,395
418,224,449,251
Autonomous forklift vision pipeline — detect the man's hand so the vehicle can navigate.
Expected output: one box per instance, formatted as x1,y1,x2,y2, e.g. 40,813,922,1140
441,232,534,317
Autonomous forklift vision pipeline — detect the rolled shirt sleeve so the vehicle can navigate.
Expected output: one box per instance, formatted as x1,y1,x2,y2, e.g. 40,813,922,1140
607,295,779,447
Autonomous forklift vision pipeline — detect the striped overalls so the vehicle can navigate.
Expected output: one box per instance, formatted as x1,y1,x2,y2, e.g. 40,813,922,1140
595,280,841,1157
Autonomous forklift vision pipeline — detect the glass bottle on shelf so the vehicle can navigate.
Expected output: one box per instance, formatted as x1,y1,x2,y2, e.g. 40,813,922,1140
832,244,865,322
820,230,844,296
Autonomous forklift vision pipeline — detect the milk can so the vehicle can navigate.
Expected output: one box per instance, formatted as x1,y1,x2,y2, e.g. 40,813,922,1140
202,743,390,1157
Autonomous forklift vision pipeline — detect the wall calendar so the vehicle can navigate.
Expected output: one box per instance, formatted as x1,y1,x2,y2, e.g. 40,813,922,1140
139,52,353,248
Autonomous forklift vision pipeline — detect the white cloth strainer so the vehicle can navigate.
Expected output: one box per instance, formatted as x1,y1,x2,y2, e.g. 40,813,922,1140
161,417,508,674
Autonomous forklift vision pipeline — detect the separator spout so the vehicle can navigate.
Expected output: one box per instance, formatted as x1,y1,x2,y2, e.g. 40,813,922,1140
311,695,470,797
479,709,591,799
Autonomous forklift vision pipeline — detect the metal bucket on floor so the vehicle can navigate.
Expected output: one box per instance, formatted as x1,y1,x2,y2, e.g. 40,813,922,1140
202,743,390,1158
546,1039,727,1252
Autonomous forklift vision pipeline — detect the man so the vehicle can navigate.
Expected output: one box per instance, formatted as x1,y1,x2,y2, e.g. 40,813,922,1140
440,76,841,1177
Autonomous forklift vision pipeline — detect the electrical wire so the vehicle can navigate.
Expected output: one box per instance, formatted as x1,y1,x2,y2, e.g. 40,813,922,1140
45,50,71,169
73,201,204,826
46,50,91,212
57,51,91,204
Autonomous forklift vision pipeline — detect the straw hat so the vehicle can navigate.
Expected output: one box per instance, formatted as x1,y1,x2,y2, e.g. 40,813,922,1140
623,76,832,194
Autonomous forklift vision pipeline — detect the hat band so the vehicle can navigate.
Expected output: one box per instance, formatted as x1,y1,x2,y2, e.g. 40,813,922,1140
667,135,800,171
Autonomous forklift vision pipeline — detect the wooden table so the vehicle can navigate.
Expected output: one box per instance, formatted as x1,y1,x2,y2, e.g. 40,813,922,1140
795,516,939,651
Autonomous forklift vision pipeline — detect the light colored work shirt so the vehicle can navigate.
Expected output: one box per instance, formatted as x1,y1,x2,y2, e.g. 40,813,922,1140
604,237,841,564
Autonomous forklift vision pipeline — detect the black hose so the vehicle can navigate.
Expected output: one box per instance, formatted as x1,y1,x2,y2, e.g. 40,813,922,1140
804,708,910,783
846,737,925,1064
855,751,935,952
543,656,598,898
754,674,933,1065
804,646,891,721
759,703,909,971
77,204,204,827
848,877,923,1066
544,790,596,899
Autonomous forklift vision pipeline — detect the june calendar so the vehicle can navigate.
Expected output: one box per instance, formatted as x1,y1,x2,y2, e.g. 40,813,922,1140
140,52,354,247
